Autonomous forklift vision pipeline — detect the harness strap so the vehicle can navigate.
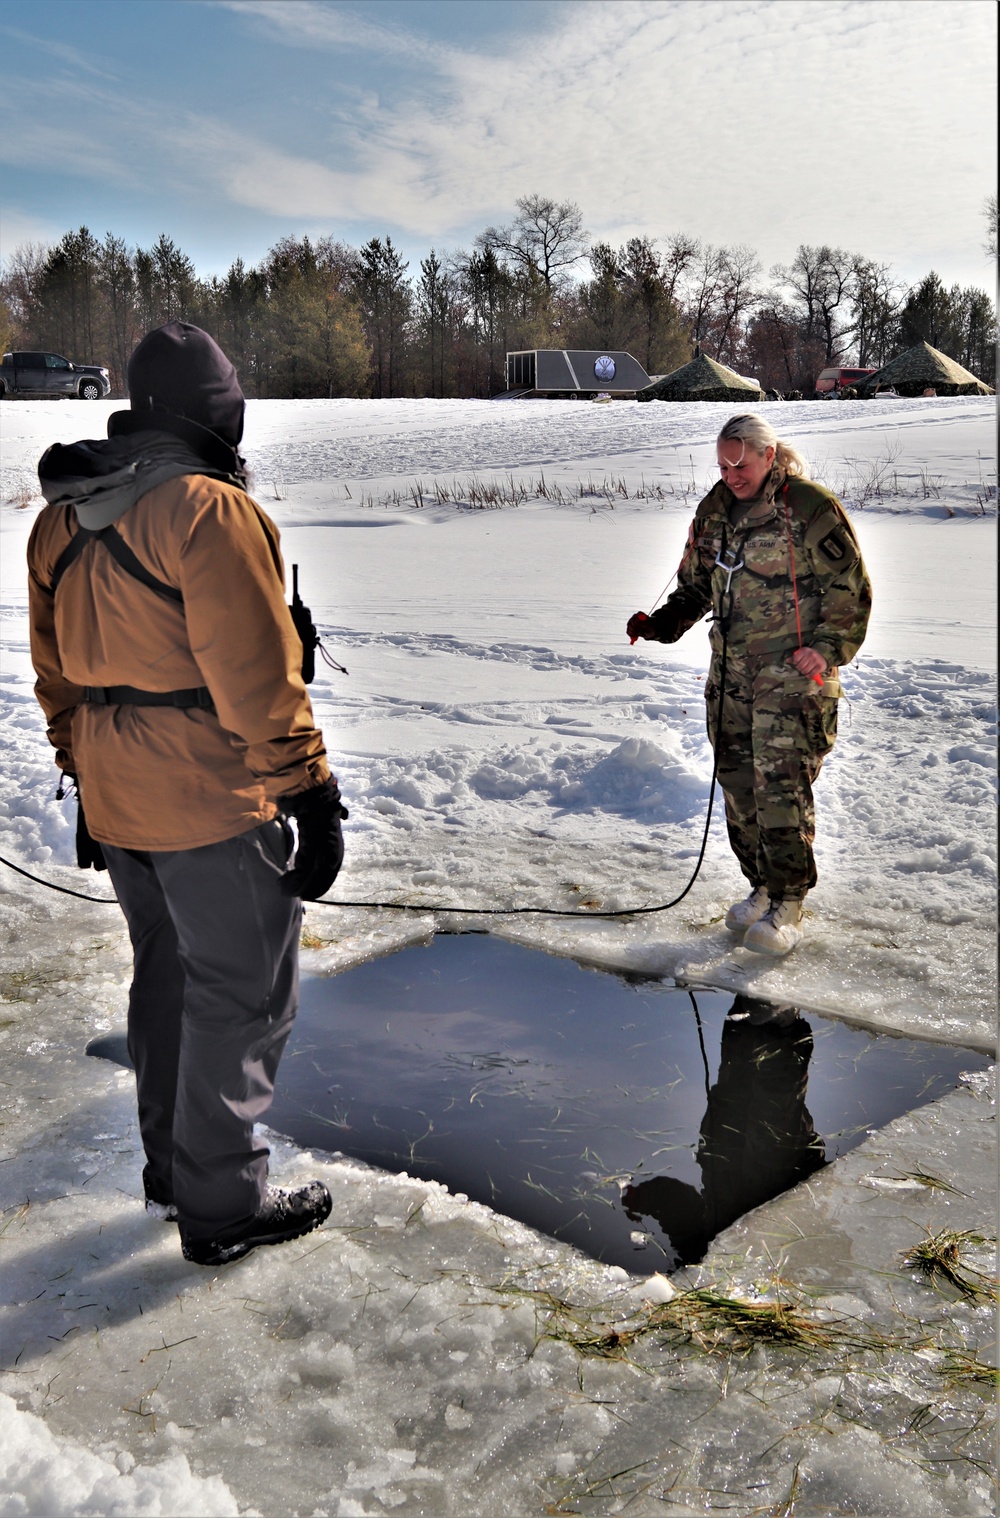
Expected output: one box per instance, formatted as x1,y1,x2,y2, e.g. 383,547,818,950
50,526,183,603
49,530,92,593
82,684,213,710
51,529,205,709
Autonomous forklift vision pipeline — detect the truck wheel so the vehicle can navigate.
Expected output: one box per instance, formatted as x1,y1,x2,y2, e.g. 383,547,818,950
79,380,102,400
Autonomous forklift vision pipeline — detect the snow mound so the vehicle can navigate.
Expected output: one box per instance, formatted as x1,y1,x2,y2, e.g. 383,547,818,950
558,735,708,818
0,1393,240,1517
368,735,710,821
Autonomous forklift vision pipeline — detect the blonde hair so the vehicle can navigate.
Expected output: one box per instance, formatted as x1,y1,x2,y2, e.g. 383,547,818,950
717,413,809,479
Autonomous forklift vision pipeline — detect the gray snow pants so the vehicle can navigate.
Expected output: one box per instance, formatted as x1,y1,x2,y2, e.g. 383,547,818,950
103,820,301,1239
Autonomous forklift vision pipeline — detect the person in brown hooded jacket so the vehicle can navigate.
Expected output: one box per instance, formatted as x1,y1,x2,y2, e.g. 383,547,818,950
27,321,344,1265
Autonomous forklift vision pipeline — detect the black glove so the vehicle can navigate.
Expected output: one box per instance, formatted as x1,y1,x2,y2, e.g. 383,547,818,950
627,611,656,641
75,792,107,872
278,778,347,900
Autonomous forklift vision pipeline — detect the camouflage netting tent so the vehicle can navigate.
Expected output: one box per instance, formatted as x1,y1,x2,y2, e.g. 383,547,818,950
857,341,993,397
637,353,764,402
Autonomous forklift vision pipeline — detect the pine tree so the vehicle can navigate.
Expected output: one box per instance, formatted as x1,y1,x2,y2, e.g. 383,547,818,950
34,227,101,359
417,251,454,398
352,238,412,397
96,233,139,392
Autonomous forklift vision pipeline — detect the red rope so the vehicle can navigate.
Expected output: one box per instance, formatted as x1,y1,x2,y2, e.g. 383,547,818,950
783,490,824,686
646,523,699,613
782,492,805,648
630,524,700,641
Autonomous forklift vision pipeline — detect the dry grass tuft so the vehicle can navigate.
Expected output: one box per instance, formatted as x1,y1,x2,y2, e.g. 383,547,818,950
647,1286,838,1356
902,1228,997,1302
4,475,38,509
355,470,694,513
497,1279,877,1363
492,1267,999,1393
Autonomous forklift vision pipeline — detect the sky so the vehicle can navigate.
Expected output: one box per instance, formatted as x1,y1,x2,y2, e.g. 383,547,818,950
0,0,996,294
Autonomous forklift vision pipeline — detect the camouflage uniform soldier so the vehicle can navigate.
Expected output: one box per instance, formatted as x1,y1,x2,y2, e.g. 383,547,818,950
628,414,871,956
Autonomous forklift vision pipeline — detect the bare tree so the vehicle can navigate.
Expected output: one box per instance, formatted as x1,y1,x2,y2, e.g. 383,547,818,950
314,237,360,295
983,193,998,263
713,244,761,367
746,301,826,394
478,194,588,293
847,259,905,368
685,243,725,349
0,242,49,339
813,245,854,359
659,232,700,305
771,245,855,362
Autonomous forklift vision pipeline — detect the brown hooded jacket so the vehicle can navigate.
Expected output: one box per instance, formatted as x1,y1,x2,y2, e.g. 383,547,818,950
28,457,331,851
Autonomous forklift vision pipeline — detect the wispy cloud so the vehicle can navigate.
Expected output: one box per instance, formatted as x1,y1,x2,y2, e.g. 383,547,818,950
0,77,171,187
210,0,996,272
0,23,120,80
218,0,466,67
2,0,994,284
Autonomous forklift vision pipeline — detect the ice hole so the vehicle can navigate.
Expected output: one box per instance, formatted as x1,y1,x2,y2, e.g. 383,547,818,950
88,934,989,1272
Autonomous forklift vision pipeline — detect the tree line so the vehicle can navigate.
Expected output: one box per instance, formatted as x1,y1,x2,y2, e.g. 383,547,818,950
1,194,995,398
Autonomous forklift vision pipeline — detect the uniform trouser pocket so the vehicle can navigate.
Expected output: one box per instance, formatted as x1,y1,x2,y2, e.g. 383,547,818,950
752,666,837,822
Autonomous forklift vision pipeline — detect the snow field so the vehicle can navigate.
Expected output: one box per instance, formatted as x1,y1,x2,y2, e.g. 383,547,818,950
0,395,996,1514
3,399,994,1042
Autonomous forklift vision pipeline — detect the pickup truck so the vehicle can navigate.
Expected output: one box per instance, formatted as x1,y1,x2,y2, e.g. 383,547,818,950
0,351,111,399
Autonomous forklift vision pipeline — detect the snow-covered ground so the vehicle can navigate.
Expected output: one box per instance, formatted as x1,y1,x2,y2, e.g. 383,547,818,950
3,396,996,1042
0,396,996,1515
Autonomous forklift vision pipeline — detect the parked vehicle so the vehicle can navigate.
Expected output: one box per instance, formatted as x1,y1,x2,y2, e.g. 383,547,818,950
815,366,877,396
0,351,111,399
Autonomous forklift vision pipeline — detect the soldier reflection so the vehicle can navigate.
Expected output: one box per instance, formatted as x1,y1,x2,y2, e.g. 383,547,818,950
622,995,826,1267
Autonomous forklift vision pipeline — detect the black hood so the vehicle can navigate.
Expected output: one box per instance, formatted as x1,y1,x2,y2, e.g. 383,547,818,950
126,320,245,449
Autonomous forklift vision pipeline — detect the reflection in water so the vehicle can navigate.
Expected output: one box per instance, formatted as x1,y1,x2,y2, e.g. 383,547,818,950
623,996,827,1267
86,935,988,1272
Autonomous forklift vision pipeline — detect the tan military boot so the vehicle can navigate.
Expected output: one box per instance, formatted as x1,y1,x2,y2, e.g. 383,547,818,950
744,898,804,956
724,885,770,932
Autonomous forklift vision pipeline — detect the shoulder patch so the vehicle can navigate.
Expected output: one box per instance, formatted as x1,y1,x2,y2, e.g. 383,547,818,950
818,531,848,563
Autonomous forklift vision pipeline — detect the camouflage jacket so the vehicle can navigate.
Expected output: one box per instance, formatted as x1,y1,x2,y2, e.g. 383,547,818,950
649,472,872,667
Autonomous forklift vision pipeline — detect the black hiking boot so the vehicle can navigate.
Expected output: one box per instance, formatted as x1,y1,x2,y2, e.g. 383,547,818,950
180,1181,332,1266
143,1163,178,1222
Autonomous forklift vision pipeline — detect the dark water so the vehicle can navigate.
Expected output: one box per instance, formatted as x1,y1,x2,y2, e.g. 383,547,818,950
263,934,988,1272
